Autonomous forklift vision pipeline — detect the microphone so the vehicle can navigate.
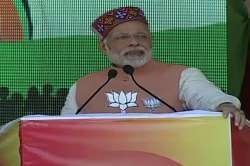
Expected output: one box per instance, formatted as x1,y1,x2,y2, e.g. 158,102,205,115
123,65,177,112
75,69,117,114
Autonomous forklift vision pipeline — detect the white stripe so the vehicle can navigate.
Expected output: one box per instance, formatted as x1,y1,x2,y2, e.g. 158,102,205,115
21,110,222,121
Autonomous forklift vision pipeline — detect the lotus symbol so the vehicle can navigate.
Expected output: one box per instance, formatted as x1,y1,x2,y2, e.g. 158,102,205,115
106,91,137,113
143,98,161,112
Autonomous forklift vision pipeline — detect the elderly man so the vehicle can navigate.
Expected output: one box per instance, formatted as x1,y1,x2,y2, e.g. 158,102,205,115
61,6,246,129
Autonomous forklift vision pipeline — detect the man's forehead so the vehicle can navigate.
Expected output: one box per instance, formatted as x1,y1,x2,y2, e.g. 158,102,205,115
108,21,149,36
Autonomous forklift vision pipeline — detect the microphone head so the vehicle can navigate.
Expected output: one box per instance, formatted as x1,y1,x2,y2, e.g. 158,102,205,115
108,69,117,79
123,65,134,75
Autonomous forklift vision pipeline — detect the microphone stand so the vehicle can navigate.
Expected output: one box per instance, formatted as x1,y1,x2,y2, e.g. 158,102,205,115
75,69,117,114
123,65,177,112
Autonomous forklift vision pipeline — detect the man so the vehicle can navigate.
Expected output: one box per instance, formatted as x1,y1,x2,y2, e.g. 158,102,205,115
61,6,246,130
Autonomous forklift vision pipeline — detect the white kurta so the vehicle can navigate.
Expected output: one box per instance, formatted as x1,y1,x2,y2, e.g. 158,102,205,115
61,68,241,115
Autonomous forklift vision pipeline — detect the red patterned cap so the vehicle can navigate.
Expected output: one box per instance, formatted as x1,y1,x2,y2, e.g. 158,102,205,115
92,7,148,40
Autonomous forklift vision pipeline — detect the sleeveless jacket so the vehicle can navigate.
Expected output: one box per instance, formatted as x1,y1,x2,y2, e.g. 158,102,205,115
76,60,187,113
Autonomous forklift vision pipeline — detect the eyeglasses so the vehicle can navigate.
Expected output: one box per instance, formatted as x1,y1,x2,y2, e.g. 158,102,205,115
110,32,150,42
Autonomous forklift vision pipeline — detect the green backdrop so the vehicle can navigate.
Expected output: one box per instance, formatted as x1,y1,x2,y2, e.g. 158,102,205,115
0,0,248,125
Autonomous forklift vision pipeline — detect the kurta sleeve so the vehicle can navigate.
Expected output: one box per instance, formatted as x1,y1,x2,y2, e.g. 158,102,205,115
179,68,241,111
60,83,78,115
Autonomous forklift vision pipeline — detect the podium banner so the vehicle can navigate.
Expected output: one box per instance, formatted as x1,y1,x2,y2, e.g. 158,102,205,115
0,111,232,166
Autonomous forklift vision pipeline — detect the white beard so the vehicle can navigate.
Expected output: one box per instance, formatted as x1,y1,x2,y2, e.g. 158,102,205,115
106,48,152,68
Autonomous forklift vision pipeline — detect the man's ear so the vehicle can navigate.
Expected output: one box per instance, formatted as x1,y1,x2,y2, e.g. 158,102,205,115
99,40,108,55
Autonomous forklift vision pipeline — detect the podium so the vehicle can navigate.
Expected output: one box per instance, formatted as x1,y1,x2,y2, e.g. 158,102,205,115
0,111,239,166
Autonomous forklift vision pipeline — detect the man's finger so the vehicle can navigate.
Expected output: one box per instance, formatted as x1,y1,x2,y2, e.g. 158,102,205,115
238,112,246,130
222,109,230,118
234,111,241,126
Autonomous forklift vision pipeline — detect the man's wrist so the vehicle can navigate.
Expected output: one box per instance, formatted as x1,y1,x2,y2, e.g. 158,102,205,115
216,102,238,110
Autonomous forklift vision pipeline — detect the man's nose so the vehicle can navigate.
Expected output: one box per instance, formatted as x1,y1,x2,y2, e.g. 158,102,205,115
128,36,139,47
